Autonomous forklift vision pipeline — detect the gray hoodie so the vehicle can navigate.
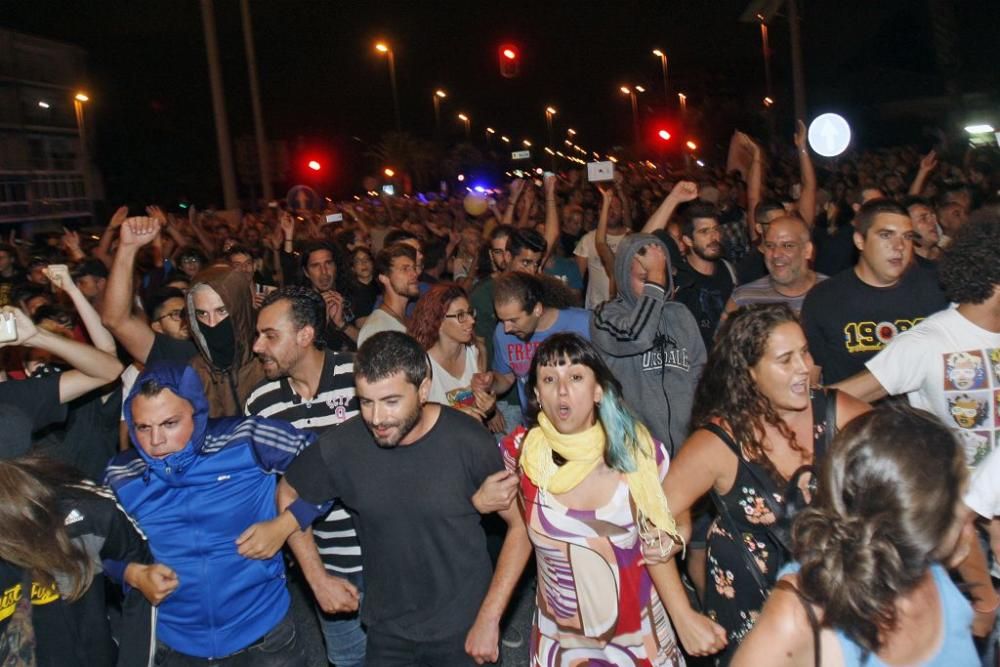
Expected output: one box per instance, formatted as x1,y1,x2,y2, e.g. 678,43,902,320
590,234,706,455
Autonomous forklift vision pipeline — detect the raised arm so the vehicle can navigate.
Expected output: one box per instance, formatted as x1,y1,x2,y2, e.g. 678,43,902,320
745,135,764,243
46,264,116,353
794,120,817,227
542,174,561,265
0,306,123,402
595,185,618,295
501,179,526,227
908,150,938,196
100,216,161,363
640,181,698,234
94,205,129,268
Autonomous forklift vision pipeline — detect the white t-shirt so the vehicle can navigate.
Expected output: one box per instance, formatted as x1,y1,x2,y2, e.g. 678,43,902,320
357,308,407,347
574,230,628,309
866,306,1000,467
428,345,480,407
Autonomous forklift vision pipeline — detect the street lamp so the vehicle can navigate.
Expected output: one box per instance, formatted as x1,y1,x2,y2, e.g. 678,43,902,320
374,41,401,132
485,126,495,143
652,48,670,108
500,135,510,143
433,89,447,132
383,167,395,178
620,86,642,147
567,128,576,137
678,92,687,117
545,106,557,167
757,14,773,105
523,139,532,148
457,112,470,139
73,91,92,208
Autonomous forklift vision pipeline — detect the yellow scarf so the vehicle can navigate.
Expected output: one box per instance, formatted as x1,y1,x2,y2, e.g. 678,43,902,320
520,413,683,550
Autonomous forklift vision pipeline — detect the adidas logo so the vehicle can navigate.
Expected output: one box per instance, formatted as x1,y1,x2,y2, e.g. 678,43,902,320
64,509,84,526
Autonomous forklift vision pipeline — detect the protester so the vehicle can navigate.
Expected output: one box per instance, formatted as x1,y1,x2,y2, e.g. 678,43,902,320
661,304,869,663
591,233,706,454
494,333,721,662
105,361,316,666
278,331,532,664
357,243,420,346
733,407,983,667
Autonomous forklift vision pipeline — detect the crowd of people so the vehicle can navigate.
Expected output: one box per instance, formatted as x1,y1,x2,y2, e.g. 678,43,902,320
0,122,999,667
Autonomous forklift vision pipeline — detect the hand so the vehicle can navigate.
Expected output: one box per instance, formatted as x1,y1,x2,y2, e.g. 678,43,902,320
321,290,346,328
145,205,168,226
43,265,75,294
61,228,82,255
310,573,360,614
252,290,265,309
919,149,938,173
471,371,493,394
472,469,519,514
509,179,526,200
639,530,684,566
668,181,698,203
0,307,38,347
636,243,668,286
236,512,297,559
794,119,807,150
125,563,179,606
543,172,557,198
109,205,129,229
674,609,728,657
473,388,496,417
464,615,500,664
486,410,507,435
119,216,161,249
597,183,614,203
280,212,295,241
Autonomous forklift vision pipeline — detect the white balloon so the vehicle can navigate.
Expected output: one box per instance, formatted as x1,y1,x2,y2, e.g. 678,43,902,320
808,113,851,157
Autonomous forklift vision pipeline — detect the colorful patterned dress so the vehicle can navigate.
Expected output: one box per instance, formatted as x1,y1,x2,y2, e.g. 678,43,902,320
501,426,685,667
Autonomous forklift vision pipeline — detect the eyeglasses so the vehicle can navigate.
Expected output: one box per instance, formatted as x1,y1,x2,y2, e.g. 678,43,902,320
156,309,185,322
444,308,477,323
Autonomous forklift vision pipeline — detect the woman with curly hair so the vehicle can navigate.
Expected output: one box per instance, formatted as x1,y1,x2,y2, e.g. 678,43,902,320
661,303,869,663
733,406,980,666
408,282,499,430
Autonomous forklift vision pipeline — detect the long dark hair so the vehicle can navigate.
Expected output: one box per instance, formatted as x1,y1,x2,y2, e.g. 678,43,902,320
692,303,803,474
792,406,966,655
0,456,94,601
526,333,646,473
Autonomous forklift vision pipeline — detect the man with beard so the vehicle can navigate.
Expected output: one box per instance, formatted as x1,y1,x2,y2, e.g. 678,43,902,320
725,215,825,316
357,244,420,346
245,287,365,666
277,331,531,665
673,202,737,350
300,242,357,351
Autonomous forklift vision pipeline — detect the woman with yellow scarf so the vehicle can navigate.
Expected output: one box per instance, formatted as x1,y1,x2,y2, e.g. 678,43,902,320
500,333,726,665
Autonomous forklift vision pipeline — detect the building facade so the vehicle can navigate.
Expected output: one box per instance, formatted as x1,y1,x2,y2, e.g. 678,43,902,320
0,28,99,228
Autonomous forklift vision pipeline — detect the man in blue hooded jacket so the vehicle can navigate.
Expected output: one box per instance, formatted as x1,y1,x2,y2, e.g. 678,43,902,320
104,361,316,666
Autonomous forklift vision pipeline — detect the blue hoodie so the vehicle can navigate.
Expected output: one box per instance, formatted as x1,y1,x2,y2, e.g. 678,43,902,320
106,362,315,659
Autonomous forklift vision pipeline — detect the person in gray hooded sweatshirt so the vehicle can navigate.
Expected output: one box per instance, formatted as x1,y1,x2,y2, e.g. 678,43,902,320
591,234,707,456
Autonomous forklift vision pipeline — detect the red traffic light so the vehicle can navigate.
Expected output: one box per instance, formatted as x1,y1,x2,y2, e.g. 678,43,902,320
499,44,519,78
307,160,321,171
657,129,672,141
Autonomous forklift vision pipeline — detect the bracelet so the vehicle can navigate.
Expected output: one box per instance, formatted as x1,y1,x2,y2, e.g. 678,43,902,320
974,596,1000,614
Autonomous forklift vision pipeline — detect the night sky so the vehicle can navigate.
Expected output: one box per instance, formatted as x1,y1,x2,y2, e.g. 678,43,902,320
4,1,998,206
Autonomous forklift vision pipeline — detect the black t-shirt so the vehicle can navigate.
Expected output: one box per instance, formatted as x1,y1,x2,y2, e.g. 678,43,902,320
674,260,735,350
285,406,502,640
735,247,767,285
146,332,198,365
801,265,949,384
0,374,67,457
812,222,858,277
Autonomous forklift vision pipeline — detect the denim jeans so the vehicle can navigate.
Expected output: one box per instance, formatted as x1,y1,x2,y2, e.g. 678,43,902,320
153,610,305,666
315,571,366,667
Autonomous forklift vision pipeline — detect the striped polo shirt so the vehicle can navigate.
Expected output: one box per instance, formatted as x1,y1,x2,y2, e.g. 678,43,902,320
730,273,827,314
245,348,362,574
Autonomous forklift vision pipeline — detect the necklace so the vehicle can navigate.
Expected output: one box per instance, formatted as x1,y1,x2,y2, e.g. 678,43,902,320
381,301,407,325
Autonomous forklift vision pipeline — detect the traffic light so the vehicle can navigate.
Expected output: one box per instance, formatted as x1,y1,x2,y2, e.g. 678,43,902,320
307,160,322,171
499,44,519,79
657,129,672,142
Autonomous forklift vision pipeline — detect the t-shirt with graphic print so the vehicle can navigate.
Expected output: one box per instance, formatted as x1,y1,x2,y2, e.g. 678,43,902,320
866,306,1000,467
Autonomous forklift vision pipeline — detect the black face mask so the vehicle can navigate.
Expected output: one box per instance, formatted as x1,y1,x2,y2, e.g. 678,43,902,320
198,317,235,370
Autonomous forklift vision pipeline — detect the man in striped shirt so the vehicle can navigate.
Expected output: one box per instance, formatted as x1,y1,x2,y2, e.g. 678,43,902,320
244,287,365,667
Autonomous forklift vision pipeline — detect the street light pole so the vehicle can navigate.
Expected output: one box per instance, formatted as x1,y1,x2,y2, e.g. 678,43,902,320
757,14,773,104
457,113,470,140
200,0,239,210
652,49,670,109
678,92,687,118
72,92,91,212
239,0,272,203
545,106,557,170
433,89,446,135
621,87,641,147
376,42,401,132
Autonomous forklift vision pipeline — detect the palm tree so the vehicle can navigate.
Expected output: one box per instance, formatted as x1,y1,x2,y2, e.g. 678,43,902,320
366,132,438,191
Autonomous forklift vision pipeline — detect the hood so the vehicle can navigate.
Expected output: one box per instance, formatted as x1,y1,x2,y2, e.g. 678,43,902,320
613,233,674,305
123,361,210,469
186,266,256,371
